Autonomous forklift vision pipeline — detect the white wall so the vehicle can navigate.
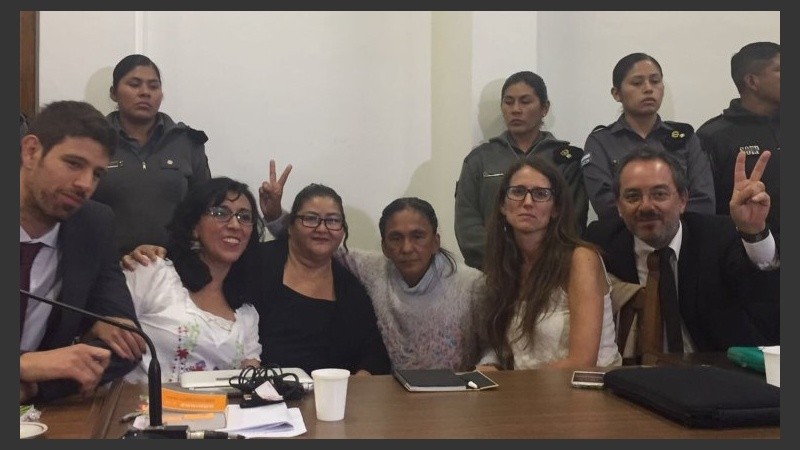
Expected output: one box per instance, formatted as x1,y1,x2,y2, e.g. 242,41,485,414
538,10,780,222
540,11,781,148
38,10,779,256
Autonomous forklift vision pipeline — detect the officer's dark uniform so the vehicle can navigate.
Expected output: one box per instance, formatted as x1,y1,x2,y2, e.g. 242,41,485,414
697,98,780,242
582,114,715,220
454,130,587,270
93,112,211,256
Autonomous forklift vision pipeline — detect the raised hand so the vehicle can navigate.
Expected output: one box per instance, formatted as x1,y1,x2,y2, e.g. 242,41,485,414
729,150,771,234
259,159,292,222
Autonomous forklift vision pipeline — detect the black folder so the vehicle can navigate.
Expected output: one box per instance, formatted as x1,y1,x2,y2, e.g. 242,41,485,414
604,365,779,428
393,369,467,392
392,369,498,392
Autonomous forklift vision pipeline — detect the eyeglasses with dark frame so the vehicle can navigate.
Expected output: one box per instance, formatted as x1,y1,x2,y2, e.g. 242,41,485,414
295,214,345,231
506,185,554,202
205,205,254,226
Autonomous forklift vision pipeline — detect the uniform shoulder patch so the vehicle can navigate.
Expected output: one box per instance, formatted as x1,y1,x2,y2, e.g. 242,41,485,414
554,145,584,165
580,152,591,167
662,121,694,150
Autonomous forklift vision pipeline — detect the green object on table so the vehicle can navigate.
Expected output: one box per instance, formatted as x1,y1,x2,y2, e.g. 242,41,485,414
20,404,32,417
726,346,765,373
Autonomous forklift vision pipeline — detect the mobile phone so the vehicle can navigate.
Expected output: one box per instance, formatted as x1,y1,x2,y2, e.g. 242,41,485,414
570,370,605,389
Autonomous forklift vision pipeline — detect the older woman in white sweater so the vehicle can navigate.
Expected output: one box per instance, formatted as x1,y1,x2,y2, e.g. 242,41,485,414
334,198,485,371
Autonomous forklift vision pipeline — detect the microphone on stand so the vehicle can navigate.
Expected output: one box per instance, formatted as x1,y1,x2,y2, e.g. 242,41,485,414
20,289,174,437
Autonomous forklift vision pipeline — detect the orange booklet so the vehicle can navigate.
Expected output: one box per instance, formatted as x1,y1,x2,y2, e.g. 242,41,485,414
161,386,228,412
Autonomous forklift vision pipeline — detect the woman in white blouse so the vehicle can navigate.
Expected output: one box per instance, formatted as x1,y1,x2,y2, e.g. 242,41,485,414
123,177,263,383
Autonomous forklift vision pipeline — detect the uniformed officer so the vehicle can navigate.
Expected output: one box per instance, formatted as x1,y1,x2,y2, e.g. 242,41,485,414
92,54,211,257
455,71,588,270
697,42,780,243
581,52,715,221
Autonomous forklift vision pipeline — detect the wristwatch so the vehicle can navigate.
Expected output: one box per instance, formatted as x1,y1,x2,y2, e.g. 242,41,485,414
738,227,770,243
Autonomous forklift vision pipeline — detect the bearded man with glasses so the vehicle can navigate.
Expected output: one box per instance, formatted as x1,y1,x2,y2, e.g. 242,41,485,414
585,146,779,363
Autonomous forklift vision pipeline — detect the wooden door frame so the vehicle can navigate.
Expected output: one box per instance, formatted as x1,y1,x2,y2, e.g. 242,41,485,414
20,11,38,119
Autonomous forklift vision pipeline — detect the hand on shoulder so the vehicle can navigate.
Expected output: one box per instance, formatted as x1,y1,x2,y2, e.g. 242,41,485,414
120,245,167,271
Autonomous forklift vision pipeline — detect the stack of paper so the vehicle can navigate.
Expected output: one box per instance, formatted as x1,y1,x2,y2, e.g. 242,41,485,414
133,402,306,438
218,403,306,438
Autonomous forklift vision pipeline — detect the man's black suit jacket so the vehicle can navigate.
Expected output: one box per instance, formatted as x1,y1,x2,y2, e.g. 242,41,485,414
584,212,779,351
32,200,139,401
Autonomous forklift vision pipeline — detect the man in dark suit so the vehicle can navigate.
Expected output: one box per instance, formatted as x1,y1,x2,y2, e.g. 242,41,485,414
585,146,778,361
20,101,146,403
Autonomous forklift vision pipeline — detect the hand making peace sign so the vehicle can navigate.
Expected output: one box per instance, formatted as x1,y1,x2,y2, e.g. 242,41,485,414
259,159,292,222
729,150,771,235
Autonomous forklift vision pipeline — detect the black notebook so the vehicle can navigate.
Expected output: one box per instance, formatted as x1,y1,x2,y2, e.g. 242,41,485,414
604,365,779,428
393,369,498,392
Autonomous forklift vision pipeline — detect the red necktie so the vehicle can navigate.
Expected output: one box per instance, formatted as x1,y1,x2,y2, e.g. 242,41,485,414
20,242,45,338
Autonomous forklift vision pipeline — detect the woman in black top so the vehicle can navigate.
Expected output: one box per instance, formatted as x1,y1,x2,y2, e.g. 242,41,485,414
253,183,390,375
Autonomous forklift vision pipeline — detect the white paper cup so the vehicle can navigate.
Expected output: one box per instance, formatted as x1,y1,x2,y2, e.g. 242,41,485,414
311,368,351,421
761,346,780,388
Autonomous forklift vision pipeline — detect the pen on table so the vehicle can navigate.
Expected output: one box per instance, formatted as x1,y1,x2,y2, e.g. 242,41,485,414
187,430,246,439
120,411,144,423
467,381,479,389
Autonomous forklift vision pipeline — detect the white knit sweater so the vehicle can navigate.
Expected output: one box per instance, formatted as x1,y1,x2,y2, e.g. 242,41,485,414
338,250,485,371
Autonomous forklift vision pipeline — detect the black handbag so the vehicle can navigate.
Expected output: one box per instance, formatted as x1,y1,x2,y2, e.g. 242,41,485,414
604,365,779,428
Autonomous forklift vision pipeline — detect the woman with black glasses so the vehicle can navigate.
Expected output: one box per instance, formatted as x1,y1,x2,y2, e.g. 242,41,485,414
476,158,621,371
252,183,391,376
122,177,390,376
123,177,264,383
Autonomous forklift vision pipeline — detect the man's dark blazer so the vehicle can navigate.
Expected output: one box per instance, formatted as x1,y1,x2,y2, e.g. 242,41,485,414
31,200,138,401
584,212,779,351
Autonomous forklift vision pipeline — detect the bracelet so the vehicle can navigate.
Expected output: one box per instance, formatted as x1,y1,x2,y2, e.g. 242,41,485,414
738,227,770,243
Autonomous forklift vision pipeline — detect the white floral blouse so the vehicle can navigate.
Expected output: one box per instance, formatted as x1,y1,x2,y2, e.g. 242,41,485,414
123,258,262,384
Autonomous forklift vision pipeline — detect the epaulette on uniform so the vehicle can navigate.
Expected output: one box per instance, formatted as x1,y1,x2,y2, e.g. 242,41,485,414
463,139,494,164
554,145,584,165
472,139,491,150
662,121,694,150
664,121,695,137
590,124,608,134
186,127,209,145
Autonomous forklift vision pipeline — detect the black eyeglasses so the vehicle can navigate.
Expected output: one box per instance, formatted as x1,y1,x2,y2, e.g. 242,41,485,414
506,185,554,202
295,214,344,231
205,206,254,226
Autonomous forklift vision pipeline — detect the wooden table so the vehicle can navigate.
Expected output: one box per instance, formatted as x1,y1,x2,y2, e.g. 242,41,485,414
35,379,127,439
36,366,778,439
